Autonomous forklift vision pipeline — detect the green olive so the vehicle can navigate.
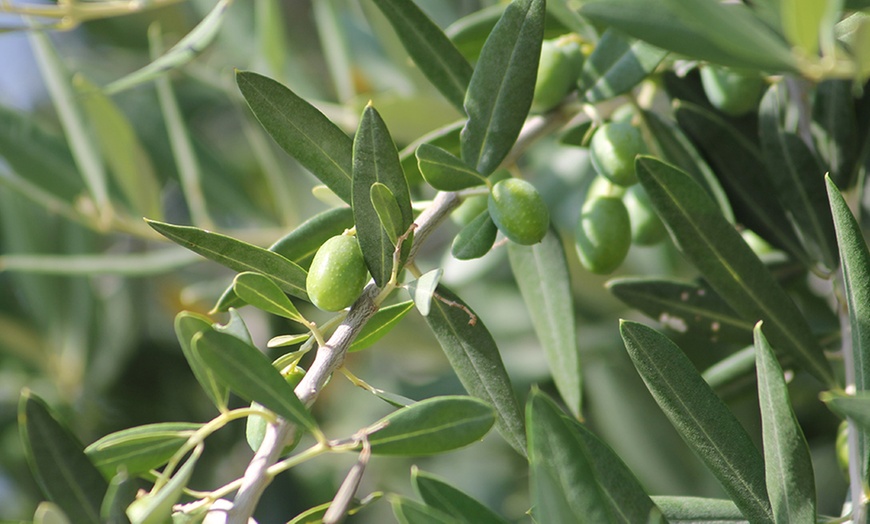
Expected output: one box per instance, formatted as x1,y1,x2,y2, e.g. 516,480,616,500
623,185,666,246
532,37,585,113
699,66,764,117
487,178,550,245
575,195,631,274
306,235,368,311
589,121,647,187
246,368,305,454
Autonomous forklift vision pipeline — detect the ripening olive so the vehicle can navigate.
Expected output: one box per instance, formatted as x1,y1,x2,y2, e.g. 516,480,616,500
306,234,368,311
246,368,306,454
699,65,764,116
575,195,631,274
487,178,550,245
532,37,585,113
623,185,666,246
589,121,647,187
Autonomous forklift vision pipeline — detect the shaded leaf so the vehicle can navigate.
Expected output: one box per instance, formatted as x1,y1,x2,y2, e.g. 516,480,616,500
619,321,773,523
233,271,304,323
821,390,870,431
578,29,667,104
105,0,233,94
508,230,582,418
651,496,744,522
350,300,414,352
174,312,229,411
635,156,833,385
237,71,353,204
100,473,136,524
371,182,404,245
125,445,201,524
754,324,816,523
85,423,200,479
451,211,498,261
526,390,617,523
812,79,858,188
607,277,754,345
19,391,107,524
412,468,508,524
147,219,308,300
424,285,526,455
416,144,486,191
371,0,473,111
759,83,837,269
193,330,317,432
461,0,545,176
400,120,464,186
391,496,459,524
368,396,495,455
352,104,414,286
407,269,443,317
674,101,810,265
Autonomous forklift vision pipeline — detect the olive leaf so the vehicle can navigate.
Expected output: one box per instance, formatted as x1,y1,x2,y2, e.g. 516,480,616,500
85,422,201,479
233,271,305,324
578,28,667,104
416,143,487,191
371,182,404,246
413,468,509,524
452,210,498,261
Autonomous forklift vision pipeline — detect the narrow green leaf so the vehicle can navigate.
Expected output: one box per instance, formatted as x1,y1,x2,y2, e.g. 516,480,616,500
233,271,304,323
84,423,200,479
174,312,229,411
34,502,72,524
105,0,234,94
237,71,353,204
289,494,383,524
527,390,618,523
125,445,201,524
651,496,743,521
702,345,759,394
412,468,509,524
371,182,404,246
400,120,464,186
451,210,498,261
578,29,667,104
367,396,495,456
754,323,816,523
147,219,308,300
424,285,526,455
445,4,505,62
416,144,486,191
619,321,773,523
193,330,317,432
101,473,136,524
0,250,198,276
352,104,414,286
391,496,459,524
636,156,833,386
508,230,582,419
640,110,734,223
812,80,858,188
759,83,837,270
267,333,310,349
350,300,414,352
461,0,545,176
579,0,796,70
607,277,754,345
370,0,473,112
674,101,810,265
407,269,443,317
19,390,107,524
0,104,84,203
822,391,870,431
780,0,829,56
73,75,162,219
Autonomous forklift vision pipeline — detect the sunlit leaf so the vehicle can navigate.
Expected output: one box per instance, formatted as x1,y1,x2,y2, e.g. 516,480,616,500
367,396,495,455
174,312,229,412
407,269,443,317
461,0,545,176
416,144,486,191
350,300,414,352
508,230,582,418
371,182,404,246
412,468,508,524
425,285,526,455
578,29,667,104
85,423,200,479
620,321,773,523
635,156,833,385
19,390,107,524
233,271,305,323
125,445,201,524
780,0,829,56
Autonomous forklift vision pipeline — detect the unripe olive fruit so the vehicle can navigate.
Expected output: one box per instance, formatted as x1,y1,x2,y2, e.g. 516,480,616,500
623,185,666,246
532,37,585,113
589,121,647,187
306,234,368,311
246,368,305,454
575,195,631,274
487,178,550,245
699,66,764,116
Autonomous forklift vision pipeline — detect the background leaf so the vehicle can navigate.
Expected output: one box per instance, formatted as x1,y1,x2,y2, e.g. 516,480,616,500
349,300,414,352
19,390,107,524
578,29,667,104
367,396,495,455
416,143,486,191
174,312,229,411
635,156,834,386
125,445,201,524
508,230,582,418
391,496,459,524
425,285,527,455
85,422,200,479
461,0,545,176
412,468,508,524
620,321,773,523
812,79,859,188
